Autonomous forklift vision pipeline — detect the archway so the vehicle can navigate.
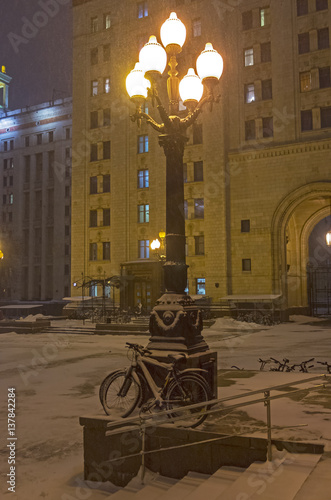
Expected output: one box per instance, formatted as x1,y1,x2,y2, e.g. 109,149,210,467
271,182,331,315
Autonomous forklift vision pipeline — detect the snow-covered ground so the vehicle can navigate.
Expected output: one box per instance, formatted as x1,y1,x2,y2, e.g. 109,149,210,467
0,315,330,499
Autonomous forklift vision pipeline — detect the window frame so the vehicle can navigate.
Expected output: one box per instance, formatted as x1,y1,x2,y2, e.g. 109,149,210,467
244,48,254,67
194,198,204,219
137,204,150,223
137,169,149,189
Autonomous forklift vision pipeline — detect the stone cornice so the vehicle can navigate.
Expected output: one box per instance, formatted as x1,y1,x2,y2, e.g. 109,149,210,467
228,138,331,163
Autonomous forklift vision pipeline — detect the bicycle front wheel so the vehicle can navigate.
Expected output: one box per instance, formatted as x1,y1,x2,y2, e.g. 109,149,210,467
165,374,212,428
100,370,141,418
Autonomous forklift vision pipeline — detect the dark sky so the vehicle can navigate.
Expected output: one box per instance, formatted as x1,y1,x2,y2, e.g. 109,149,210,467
0,0,72,110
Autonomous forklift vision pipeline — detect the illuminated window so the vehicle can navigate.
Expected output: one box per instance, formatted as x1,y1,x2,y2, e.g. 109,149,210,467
137,169,149,188
91,80,98,96
242,259,251,271
104,77,110,93
245,119,256,140
262,79,273,100
138,134,149,153
300,71,312,92
91,16,98,33
138,240,150,258
195,235,205,255
242,10,253,30
260,7,270,26
196,278,205,295
104,13,111,29
298,32,310,54
297,0,308,16
318,27,329,49
245,83,255,103
244,48,254,66
138,2,148,18
301,109,313,131
319,67,331,88
192,18,201,37
138,204,149,223
194,198,204,219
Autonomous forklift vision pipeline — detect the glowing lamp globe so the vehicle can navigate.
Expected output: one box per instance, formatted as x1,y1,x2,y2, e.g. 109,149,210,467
139,36,167,75
196,43,223,82
126,63,150,100
327,231,331,246
179,68,204,106
151,239,161,250
160,12,186,49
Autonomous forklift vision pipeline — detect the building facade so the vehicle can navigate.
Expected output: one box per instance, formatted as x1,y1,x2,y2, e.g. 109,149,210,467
71,0,331,316
0,69,72,301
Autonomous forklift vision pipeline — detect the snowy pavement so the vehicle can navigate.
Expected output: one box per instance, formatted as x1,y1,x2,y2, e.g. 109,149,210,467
0,315,331,499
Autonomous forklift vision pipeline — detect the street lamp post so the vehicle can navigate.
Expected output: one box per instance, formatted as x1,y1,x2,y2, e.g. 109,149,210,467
126,12,223,356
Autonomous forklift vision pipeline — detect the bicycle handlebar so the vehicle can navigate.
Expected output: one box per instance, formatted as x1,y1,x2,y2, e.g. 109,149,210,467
125,342,152,355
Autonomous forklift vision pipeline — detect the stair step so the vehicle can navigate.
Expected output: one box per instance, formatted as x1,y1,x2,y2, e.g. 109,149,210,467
157,471,211,500
293,456,330,500
186,466,244,500
133,475,178,500
215,453,322,500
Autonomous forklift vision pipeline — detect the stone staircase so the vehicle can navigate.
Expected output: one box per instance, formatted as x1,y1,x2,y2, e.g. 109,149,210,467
103,453,325,500
43,324,96,336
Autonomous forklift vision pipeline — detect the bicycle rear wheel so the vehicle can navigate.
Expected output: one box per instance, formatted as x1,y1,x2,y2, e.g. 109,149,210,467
100,370,141,418
165,374,212,428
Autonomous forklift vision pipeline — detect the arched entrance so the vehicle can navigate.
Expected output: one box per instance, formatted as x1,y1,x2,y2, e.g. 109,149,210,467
272,182,331,315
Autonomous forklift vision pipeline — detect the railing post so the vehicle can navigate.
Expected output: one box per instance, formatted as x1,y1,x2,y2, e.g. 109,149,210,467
140,425,146,484
264,390,272,461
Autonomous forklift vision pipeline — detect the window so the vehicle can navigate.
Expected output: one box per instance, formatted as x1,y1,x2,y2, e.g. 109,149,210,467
3,159,7,169
184,200,188,220
103,141,111,159
244,48,254,66
196,278,205,295
300,71,312,92
138,134,149,153
138,2,148,18
194,198,204,219
9,176,13,186
104,77,110,93
103,208,110,226
48,131,53,143
65,128,71,140
103,108,111,126
318,27,329,49
138,240,149,259
138,204,149,223
3,141,8,151
36,153,43,180
9,158,13,169
195,235,205,255
91,80,98,96
262,79,272,100
316,0,328,10
48,151,54,179
260,42,271,62
104,13,111,29
242,10,253,30
103,242,111,260
37,133,42,145
138,169,149,188
183,163,187,183
297,0,308,16
91,16,98,33
194,161,203,181
90,176,98,194
90,143,98,161
193,123,203,144
298,32,310,54
65,205,70,217
3,176,7,187
103,44,110,61
10,139,14,150
245,83,255,103
319,67,331,88
242,259,251,271
245,119,256,140
90,243,98,261
262,117,273,138
192,18,201,37
260,7,270,26
90,210,98,227
90,281,98,297
241,220,250,232
3,194,6,205
301,109,313,131
9,193,13,205
25,136,30,147
91,47,98,65
321,107,331,128
24,156,30,183
90,110,98,129
103,174,110,192
65,147,71,159
65,225,70,237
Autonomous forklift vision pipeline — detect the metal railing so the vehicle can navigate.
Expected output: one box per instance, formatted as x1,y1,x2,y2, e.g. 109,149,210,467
99,374,330,482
